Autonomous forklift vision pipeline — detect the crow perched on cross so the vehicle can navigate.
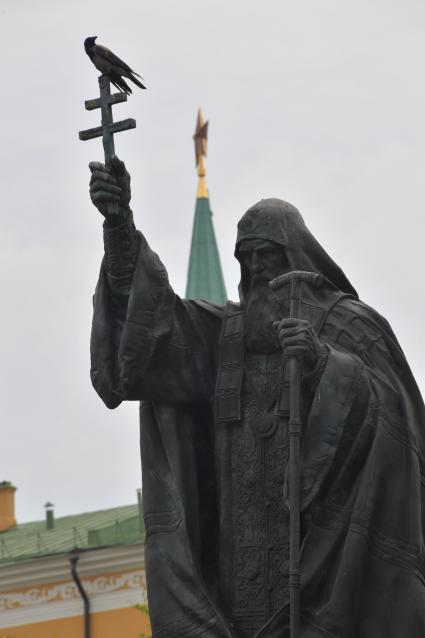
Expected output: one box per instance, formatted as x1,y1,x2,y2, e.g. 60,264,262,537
84,36,146,95
79,69,139,215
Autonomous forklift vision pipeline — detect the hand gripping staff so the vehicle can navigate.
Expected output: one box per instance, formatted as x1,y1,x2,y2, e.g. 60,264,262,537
269,270,324,638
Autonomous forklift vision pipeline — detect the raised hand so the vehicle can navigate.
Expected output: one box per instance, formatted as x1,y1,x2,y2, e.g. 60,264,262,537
89,155,131,220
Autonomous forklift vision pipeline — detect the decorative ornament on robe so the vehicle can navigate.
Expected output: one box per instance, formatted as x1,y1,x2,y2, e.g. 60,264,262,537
91,199,425,638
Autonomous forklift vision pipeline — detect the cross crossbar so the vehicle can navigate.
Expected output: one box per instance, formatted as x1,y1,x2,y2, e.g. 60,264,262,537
84,92,128,111
78,74,137,165
79,118,136,141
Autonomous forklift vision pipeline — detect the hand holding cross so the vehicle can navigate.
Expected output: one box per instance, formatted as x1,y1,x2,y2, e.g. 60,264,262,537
79,74,136,217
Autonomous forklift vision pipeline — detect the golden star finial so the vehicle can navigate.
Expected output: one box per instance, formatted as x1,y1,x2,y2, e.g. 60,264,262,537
193,108,209,166
193,108,209,198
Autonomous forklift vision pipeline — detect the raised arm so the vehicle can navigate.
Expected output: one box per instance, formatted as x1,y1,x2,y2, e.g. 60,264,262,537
89,156,139,321
88,157,222,409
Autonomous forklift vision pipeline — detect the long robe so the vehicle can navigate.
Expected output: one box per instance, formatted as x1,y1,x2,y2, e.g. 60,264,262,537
91,223,425,638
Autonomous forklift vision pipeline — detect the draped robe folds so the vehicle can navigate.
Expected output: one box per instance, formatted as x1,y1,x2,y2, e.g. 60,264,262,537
91,229,425,638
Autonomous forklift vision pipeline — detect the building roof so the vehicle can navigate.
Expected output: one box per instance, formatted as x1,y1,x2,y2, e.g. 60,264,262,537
0,504,144,566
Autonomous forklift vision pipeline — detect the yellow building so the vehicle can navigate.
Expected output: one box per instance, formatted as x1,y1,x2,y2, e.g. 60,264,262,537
0,483,150,638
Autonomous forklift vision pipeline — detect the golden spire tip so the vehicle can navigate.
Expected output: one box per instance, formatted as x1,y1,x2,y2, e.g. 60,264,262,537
193,108,209,198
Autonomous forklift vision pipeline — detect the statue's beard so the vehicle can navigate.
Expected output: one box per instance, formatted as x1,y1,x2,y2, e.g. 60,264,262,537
244,282,289,354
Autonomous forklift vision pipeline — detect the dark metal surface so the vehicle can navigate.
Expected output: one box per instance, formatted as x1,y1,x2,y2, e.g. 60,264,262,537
270,271,324,638
288,354,301,638
79,118,136,142
88,189,425,637
79,74,136,164
79,74,136,216
84,91,127,111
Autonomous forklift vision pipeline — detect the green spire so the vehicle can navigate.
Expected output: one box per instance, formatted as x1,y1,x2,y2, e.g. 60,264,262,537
186,195,227,304
185,110,227,305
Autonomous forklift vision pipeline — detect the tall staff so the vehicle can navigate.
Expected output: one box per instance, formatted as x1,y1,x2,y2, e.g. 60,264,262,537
270,270,323,638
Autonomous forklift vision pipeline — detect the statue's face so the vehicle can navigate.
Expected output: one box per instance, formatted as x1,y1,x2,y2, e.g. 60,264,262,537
238,238,290,288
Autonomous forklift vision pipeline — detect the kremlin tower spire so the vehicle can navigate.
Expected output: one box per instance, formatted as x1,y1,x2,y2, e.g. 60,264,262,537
185,110,227,304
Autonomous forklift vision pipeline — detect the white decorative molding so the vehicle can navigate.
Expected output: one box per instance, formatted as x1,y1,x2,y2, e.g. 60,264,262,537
0,570,146,611
0,543,145,592
0,586,148,629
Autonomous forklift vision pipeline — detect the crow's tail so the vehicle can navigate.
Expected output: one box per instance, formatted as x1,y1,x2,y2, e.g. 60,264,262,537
111,75,132,95
129,73,147,90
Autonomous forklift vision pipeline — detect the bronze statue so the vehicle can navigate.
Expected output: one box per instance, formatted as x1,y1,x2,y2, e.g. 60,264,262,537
88,158,425,638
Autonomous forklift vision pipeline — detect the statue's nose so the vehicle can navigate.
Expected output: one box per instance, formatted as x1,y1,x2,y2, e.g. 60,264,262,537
251,251,261,272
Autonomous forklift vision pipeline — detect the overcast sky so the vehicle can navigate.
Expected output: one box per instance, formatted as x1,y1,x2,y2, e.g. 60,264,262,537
1,0,424,523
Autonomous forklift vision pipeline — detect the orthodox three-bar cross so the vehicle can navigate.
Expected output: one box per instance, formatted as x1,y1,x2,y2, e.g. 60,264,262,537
79,74,136,214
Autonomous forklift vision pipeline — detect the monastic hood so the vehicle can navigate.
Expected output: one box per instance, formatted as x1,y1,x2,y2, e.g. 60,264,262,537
235,198,358,299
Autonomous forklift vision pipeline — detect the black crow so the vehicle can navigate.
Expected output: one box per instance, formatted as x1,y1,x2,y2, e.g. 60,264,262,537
84,36,146,94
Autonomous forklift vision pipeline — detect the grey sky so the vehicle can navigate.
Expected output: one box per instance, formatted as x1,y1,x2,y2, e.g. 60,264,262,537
1,0,424,522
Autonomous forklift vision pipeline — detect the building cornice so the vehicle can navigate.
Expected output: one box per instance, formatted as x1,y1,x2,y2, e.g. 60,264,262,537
0,543,144,592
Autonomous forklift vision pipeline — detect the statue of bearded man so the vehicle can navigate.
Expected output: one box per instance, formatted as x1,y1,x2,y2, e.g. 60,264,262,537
89,157,425,638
